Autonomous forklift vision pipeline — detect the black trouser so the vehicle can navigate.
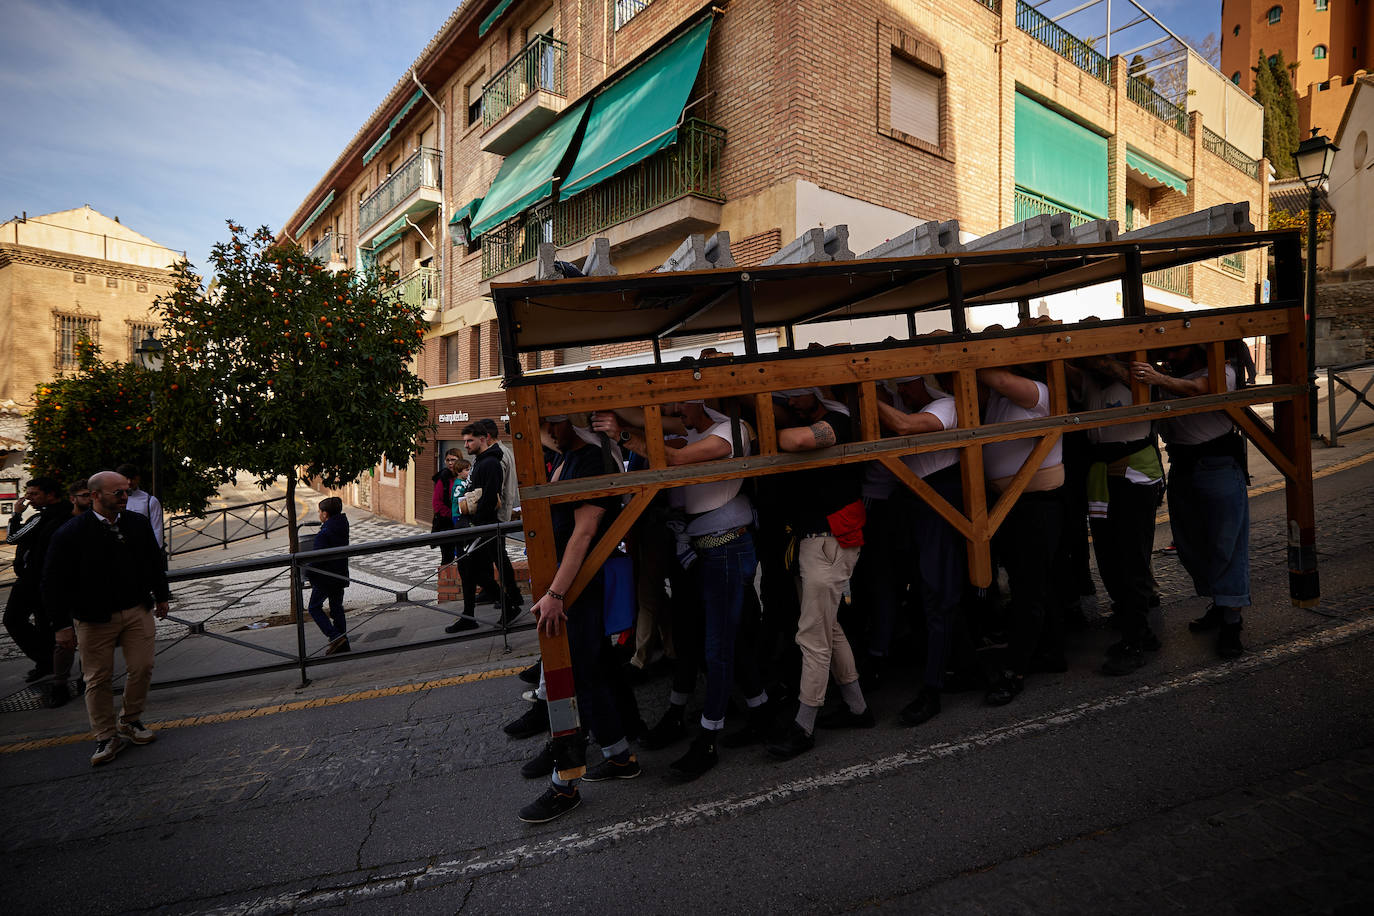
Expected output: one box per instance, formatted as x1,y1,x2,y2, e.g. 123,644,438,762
754,513,802,697
460,527,522,613
894,465,967,689
850,497,911,659
434,516,457,566
995,488,1065,674
1088,476,1157,640
1055,431,1094,604
4,582,54,671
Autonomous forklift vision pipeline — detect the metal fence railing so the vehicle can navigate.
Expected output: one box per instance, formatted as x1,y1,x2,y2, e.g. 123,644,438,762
358,147,442,235
481,119,726,278
1144,264,1190,296
1016,1,1110,83
1326,359,1374,448
1203,127,1261,179
483,34,567,129
1219,251,1247,276
387,266,440,311
1012,187,1096,227
1126,75,1188,133
166,496,301,557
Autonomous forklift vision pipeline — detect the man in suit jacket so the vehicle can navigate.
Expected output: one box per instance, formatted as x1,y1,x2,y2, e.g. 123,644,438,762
43,470,170,767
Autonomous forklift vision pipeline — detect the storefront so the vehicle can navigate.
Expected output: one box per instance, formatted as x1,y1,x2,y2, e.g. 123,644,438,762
414,388,511,522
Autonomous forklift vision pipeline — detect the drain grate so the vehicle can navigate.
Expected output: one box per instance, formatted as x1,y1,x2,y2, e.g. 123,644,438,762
0,678,82,714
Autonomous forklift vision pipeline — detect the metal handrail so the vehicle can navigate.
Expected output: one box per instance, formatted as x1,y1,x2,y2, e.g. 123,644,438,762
358,147,442,234
166,495,301,556
482,33,567,129
1016,1,1109,84
1203,127,1260,179
1326,358,1374,447
1126,74,1188,133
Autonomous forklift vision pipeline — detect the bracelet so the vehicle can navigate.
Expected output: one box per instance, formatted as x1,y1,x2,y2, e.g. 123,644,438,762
546,588,566,601
618,430,631,443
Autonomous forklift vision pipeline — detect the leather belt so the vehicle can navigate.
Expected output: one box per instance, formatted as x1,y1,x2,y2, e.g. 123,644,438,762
691,526,749,550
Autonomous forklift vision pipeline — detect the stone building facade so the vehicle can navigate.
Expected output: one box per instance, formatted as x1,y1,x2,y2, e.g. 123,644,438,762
281,0,1269,522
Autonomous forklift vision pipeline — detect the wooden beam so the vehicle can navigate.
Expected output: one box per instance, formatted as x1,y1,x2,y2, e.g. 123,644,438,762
1130,349,1150,410
643,403,666,468
562,486,659,607
1226,405,1298,482
1048,359,1068,417
1273,281,1319,607
1207,341,1227,394
858,380,881,444
986,431,1063,536
954,368,992,588
754,392,777,456
878,457,973,539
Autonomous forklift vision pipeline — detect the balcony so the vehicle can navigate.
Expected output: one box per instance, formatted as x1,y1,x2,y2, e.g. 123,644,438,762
358,147,441,240
1144,264,1189,297
1126,75,1187,134
1203,127,1260,179
481,34,569,155
1016,1,1109,84
307,233,349,268
387,266,440,314
1012,187,1096,227
481,119,726,279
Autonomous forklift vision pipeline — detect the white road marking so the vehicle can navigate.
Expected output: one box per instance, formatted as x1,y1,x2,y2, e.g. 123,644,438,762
197,614,1374,915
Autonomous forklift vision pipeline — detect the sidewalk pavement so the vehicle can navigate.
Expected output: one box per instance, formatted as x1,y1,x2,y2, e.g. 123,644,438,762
2,372,1372,749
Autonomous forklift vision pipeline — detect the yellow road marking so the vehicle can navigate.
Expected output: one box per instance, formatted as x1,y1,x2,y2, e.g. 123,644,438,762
0,663,528,755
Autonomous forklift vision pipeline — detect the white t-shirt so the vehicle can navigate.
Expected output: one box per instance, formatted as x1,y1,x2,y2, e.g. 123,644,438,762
900,396,960,479
1084,377,1152,444
1161,364,1237,445
983,381,1063,480
682,410,750,521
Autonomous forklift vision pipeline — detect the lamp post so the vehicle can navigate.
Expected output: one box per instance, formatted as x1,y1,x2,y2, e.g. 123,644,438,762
1292,128,1338,438
135,333,165,500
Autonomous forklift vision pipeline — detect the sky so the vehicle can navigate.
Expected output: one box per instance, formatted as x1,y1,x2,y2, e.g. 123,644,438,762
0,0,1222,273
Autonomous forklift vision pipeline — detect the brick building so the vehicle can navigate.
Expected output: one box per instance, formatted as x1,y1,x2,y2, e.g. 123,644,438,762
0,206,179,509
282,0,1268,523
1221,0,1373,137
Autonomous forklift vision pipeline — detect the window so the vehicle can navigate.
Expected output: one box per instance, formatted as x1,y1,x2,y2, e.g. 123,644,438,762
444,333,463,384
613,0,655,31
466,76,484,127
468,326,483,380
54,313,98,372
1269,53,1279,66
890,54,941,148
1315,0,1328,10
1231,71,1242,84
128,322,156,361
1268,5,1282,23
73,273,85,284
1314,44,1328,59
105,277,118,288
136,282,148,293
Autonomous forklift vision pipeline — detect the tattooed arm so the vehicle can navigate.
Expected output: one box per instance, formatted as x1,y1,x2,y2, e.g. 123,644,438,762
779,420,837,452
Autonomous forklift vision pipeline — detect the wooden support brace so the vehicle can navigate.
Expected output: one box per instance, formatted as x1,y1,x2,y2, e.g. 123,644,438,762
878,457,974,539
1207,341,1227,395
562,486,659,608
1226,405,1298,482
986,431,1063,536
858,381,881,444
754,392,777,455
1273,290,1319,606
1130,348,1150,408
1048,359,1068,417
643,404,666,468
954,368,992,587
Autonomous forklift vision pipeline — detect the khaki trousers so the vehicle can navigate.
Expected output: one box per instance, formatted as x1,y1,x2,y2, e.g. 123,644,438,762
795,535,861,708
75,606,155,740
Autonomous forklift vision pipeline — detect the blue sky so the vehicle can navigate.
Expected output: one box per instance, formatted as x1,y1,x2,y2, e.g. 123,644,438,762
0,0,1222,273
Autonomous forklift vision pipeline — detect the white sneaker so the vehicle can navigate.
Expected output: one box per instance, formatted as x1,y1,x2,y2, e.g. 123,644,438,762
117,719,156,745
91,736,124,766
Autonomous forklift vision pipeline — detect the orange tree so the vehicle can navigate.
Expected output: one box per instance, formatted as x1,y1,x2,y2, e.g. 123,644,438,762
25,338,226,512
154,223,431,610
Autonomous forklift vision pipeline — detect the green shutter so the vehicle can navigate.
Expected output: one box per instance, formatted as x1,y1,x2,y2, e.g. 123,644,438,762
362,129,393,165
559,17,713,199
469,100,591,238
479,0,515,38
361,89,426,165
1125,146,1189,195
297,190,335,235
1014,93,1108,219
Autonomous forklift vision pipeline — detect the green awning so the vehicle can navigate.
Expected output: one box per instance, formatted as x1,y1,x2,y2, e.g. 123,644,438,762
449,197,484,225
1014,93,1108,219
470,100,590,237
479,0,515,37
362,129,392,165
1126,147,1189,194
297,190,335,235
366,216,409,253
560,17,713,199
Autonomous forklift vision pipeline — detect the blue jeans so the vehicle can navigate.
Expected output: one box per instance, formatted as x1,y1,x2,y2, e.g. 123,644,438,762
307,585,346,640
697,531,758,723
1168,455,1251,607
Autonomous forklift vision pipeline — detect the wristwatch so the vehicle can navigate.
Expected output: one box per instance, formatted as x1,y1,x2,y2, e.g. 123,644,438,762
619,431,632,443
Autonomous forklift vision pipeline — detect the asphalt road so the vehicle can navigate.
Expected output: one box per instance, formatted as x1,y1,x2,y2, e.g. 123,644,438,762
1,460,1371,915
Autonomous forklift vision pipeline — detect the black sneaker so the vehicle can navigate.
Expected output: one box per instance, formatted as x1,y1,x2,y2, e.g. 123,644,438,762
722,703,775,748
518,661,541,685
1188,603,1227,633
765,721,815,760
1217,620,1245,659
899,687,942,726
1101,643,1147,676
518,784,581,823
1138,627,1162,652
639,705,687,750
499,602,525,626
985,672,1024,706
504,700,549,739
670,731,719,780
445,615,479,634
582,753,641,781
816,704,875,730
42,682,71,709
521,741,556,779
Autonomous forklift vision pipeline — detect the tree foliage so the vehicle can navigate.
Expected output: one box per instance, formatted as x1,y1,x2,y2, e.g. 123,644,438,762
1255,50,1300,178
25,339,227,512
153,222,432,555
1269,207,1334,250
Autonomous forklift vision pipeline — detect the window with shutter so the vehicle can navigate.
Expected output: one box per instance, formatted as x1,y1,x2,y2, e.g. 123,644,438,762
890,55,940,147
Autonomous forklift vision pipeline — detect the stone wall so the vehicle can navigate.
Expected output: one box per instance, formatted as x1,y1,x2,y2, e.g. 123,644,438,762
1317,266,1374,363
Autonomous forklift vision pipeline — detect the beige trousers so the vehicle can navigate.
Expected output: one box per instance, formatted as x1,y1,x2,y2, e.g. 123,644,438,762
795,535,861,708
75,606,155,740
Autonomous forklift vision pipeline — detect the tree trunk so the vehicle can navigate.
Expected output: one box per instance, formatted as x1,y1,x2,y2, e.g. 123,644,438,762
285,474,301,624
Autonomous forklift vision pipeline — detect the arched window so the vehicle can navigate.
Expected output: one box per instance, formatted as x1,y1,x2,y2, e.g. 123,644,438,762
1314,44,1328,59
1269,53,1279,66
1315,0,1328,11
1268,5,1283,23
1232,71,1242,84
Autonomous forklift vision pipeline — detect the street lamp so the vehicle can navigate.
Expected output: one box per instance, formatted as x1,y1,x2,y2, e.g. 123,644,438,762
1293,128,1338,438
135,333,164,500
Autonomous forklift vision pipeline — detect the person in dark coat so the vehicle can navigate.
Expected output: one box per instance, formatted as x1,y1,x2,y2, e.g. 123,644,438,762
305,496,351,655
5,477,73,683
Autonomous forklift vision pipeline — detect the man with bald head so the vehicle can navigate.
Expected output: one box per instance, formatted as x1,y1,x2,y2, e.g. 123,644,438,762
43,470,171,766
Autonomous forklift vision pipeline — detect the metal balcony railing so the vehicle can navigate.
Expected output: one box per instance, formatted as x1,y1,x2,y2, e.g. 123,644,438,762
1203,127,1261,179
387,266,440,311
358,147,441,234
1016,1,1109,84
970,0,1000,10
1144,264,1189,296
481,119,727,278
1012,187,1096,227
483,34,567,130
308,233,348,265
1219,251,1247,276
1126,75,1188,133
